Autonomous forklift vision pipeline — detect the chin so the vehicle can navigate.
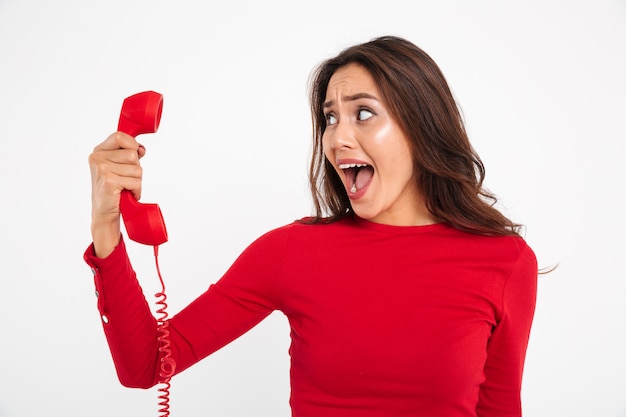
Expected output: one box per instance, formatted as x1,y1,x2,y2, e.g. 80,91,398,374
351,206,382,223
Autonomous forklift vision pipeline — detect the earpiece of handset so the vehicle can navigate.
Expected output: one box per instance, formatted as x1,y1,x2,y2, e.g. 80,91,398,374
117,91,168,246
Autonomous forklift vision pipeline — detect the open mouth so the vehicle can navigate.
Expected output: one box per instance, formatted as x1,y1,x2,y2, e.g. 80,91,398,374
339,163,374,194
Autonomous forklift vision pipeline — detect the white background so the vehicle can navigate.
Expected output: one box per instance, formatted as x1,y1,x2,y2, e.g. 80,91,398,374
1,1,625,416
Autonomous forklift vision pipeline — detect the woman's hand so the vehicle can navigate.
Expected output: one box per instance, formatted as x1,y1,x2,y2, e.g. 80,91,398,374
88,132,146,258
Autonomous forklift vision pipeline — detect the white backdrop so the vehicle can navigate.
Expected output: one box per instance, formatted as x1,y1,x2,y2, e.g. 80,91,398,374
1,1,625,416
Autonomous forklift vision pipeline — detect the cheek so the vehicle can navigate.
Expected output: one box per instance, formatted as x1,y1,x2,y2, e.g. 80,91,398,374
385,139,415,181
321,134,333,159
320,136,338,176
397,147,416,178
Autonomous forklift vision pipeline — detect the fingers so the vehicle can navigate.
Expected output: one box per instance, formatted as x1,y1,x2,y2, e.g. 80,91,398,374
91,147,142,166
89,132,146,218
137,143,146,159
94,131,141,152
94,131,147,158
90,153,143,195
90,131,145,173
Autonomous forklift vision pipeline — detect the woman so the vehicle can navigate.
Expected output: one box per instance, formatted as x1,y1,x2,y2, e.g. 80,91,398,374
85,36,537,416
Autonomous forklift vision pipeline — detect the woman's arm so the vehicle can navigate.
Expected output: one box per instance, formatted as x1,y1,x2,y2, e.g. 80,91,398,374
83,223,290,388
477,244,538,417
85,133,289,387
84,238,160,387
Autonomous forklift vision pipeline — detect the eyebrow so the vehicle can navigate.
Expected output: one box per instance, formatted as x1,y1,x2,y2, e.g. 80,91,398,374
322,92,379,109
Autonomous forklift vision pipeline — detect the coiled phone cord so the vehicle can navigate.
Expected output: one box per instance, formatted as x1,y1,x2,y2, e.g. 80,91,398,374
154,245,176,416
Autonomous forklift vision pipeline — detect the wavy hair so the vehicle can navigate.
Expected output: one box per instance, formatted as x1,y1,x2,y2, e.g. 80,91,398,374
306,36,521,236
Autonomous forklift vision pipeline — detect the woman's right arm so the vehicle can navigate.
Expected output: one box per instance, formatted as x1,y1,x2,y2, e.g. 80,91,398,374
84,134,285,388
83,223,287,388
84,236,160,388
85,132,162,387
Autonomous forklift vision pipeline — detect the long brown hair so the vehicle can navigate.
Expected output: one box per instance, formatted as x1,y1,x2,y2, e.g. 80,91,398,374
307,36,522,237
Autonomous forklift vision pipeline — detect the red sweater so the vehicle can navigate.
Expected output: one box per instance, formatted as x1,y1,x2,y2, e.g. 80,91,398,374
84,216,537,417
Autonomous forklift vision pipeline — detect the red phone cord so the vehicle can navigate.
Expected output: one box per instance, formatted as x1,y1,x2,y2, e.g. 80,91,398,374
154,245,176,417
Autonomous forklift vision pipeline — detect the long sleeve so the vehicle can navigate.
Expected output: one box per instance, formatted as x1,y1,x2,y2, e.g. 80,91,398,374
83,228,289,388
476,244,538,416
84,237,161,388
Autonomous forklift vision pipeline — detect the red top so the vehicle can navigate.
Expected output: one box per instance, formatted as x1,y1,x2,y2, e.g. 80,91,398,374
84,216,537,417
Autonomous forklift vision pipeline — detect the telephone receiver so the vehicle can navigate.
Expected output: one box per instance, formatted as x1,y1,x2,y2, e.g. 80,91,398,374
117,91,168,246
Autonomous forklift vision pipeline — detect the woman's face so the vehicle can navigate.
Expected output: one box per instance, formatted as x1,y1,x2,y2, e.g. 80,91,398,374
322,63,434,226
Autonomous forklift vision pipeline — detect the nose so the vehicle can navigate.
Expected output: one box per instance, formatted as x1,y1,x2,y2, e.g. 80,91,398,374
327,119,357,150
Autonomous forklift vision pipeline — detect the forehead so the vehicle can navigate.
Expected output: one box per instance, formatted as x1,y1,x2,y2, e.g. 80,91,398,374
325,63,379,99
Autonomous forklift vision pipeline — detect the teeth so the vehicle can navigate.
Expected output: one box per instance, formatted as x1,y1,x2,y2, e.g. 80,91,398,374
339,163,369,169
339,163,369,194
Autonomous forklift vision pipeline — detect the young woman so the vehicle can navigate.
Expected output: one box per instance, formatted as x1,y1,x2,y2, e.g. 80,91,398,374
85,36,537,417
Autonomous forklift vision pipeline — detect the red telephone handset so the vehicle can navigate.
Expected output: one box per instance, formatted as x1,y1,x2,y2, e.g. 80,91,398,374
117,91,168,246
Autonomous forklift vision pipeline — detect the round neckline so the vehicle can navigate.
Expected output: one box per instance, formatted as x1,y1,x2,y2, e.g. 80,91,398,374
350,214,451,234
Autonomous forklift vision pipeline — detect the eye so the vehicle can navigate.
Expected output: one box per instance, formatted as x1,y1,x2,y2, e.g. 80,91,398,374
325,113,337,126
357,108,373,121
